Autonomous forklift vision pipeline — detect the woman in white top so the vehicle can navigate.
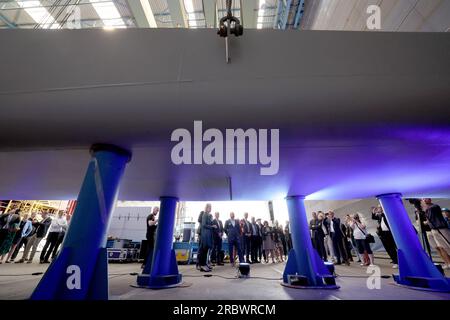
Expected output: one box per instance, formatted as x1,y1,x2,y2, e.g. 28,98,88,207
349,214,374,266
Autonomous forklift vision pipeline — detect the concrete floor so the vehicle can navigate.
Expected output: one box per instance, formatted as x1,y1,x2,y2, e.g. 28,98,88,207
0,257,449,300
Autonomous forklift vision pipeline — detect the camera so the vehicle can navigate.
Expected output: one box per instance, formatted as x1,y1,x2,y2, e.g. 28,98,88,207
407,198,422,211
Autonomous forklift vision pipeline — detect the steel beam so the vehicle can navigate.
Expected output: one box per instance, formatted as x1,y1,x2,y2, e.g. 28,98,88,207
167,0,187,28
203,0,216,28
241,0,258,29
0,12,17,28
127,0,157,28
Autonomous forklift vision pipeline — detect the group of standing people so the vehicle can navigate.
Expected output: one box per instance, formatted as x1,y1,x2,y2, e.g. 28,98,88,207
196,204,292,272
309,210,379,267
420,199,450,269
141,199,450,274
309,211,355,266
309,199,450,270
0,207,70,264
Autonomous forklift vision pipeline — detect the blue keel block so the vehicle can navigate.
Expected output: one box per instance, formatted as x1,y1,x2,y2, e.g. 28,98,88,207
30,144,131,300
141,248,154,275
136,196,182,289
393,249,450,292
136,249,182,289
30,247,72,300
377,193,450,292
282,196,339,289
31,247,109,300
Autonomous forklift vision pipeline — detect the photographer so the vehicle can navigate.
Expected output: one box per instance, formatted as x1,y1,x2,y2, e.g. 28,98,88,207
422,199,450,270
347,214,374,266
409,199,433,258
443,208,450,229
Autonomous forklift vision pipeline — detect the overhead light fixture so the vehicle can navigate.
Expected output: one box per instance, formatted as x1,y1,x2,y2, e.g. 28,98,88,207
257,0,266,29
89,0,126,29
17,0,60,29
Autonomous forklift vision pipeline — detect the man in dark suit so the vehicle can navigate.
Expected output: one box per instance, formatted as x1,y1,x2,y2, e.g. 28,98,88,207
256,219,264,262
211,211,224,265
243,212,252,263
250,217,260,263
18,210,51,264
312,213,327,261
224,212,243,265
325,211,349,265
372,206,398,266
309,212,319,250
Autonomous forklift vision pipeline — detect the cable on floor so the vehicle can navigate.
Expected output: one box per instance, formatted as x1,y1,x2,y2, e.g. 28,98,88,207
183,274,282,281
0,272,140,277
108,273,139,276
335,273,391,279
0,272,44,276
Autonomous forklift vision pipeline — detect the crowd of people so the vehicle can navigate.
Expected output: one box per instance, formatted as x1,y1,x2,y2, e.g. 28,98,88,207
3,198,449,272
309,199,450,270
418,199,450,269
195,204,292,272
0,206,70,264
192,199,450,272
309,210,379,267
144,200,450,273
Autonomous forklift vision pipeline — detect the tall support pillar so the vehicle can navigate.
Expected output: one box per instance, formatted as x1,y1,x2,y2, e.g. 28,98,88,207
137,196,182,289
377,193,450,292
30,144,132,300
282,196,338,289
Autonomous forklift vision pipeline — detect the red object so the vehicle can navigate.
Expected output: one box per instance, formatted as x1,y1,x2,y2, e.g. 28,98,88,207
66,200,77,216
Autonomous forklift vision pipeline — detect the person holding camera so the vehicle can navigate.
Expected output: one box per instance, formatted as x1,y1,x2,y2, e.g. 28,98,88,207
443,208,450,229
347,214,374,266
422,199,450,269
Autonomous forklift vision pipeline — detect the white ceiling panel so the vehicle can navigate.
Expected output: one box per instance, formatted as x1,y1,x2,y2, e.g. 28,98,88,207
301,0,450,32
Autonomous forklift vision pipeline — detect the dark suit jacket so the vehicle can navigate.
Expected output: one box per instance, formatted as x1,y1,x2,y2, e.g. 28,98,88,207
250,222,260,237
310,218,320,238
325,217,343,238
321,219,330,235
372,211,391,233
200,212,214,248
212,219,223,238
36,217,52,238
340,223,350,239
224,219,241,242
243,220,252,237
314,220,325,238
0,212,20,229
